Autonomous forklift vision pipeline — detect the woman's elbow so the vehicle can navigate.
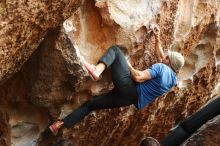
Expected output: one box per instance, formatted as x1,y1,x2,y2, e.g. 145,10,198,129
132,76,139,82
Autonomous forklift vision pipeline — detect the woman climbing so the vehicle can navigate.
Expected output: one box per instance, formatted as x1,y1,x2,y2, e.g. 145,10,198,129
49,26,185,135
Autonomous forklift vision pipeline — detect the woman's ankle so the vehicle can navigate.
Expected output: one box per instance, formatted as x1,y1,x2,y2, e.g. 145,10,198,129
95,62,106,76
56,121,64,129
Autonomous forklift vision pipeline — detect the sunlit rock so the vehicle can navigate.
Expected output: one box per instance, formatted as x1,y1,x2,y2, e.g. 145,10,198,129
0,0,220,146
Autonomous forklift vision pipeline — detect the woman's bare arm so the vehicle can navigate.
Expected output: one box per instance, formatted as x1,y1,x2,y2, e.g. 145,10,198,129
152,26,166,62
127,61,151,83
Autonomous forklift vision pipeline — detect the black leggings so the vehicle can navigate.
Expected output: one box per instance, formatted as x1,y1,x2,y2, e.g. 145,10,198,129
63,45,138,128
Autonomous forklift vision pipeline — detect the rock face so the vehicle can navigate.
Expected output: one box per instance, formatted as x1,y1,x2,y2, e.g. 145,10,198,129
0,0,81,82
0,0,220,146
0,108,10,146
182,115,220,146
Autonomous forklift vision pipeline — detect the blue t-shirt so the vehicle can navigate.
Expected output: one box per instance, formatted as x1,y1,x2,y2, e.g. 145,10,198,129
137,63,176,109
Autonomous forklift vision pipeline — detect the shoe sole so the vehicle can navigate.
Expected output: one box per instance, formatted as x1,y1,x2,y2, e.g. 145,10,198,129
83,63,99,81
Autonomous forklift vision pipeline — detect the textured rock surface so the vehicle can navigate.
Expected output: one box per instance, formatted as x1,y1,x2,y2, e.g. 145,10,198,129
0,70,50,146
0,108,10,146
0,1,81,146
0,0,220,146
182,115,220,146
0,0,81,82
